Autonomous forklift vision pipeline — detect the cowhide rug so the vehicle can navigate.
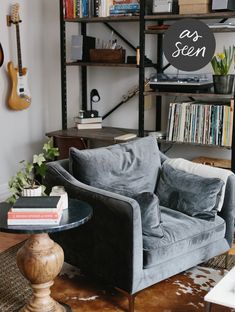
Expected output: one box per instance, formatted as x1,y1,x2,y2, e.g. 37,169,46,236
51,264,233,312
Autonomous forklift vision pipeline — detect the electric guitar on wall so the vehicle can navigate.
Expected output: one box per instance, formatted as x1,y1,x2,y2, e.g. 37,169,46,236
8,3,31,110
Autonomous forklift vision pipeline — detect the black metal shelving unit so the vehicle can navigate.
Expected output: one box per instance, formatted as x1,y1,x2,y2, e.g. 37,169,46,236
139,0,235,172
60,0,235,171
59,0,143,131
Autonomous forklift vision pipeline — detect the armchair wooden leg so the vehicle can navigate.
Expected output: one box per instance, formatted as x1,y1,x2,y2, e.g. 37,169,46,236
115,287,135,312
205,301,212,312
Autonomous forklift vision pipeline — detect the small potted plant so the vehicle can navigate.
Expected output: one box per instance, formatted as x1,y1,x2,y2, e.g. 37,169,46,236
211,46,235,94
8,138,59,204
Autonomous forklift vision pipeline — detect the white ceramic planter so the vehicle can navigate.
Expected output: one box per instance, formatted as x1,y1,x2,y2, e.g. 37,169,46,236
21,185,42,197
49,186,68,210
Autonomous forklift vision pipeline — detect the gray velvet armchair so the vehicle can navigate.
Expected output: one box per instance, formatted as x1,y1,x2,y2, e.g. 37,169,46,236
44,137,235,312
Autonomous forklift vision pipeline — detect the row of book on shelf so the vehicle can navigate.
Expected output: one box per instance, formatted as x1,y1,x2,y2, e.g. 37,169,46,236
7,196,64,225
63,0,139,18
166,101,234,147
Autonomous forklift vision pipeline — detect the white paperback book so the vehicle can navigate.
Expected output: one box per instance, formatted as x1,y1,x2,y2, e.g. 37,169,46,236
76,123,102,130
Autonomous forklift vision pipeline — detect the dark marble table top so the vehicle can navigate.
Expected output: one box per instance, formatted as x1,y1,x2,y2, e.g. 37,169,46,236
0,198,92,234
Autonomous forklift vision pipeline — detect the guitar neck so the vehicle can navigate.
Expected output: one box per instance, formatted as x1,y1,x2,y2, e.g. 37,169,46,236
15,23,23,76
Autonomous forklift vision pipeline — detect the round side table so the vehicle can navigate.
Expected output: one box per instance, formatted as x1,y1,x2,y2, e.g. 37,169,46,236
0,198,92,312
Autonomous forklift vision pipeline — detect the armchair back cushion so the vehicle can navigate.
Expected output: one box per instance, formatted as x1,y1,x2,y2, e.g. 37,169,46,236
157,163,224,221
69,136,161,197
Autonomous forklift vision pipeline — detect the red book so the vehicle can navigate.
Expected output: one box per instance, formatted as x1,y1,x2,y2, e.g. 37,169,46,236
8,205,63,219
67,0,74,18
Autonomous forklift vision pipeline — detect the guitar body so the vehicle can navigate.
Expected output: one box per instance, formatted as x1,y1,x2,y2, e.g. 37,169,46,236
7,61,31,110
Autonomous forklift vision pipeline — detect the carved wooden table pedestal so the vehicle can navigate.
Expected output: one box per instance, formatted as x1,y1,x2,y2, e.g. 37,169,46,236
0,199,93,312
17,233,66,312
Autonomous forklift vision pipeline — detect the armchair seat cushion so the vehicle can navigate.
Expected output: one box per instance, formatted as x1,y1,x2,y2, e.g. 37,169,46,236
143,206,226,269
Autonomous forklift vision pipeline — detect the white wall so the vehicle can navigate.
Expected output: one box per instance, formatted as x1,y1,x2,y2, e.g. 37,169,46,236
0,1,234,200
0,0,61,200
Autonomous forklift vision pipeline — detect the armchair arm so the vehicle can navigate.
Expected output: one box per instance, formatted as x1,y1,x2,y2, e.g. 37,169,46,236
218,174,235,247
44,160,143,293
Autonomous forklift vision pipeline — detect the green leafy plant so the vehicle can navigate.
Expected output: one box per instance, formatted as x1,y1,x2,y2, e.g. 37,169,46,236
8,138,59,204
211,46,235,75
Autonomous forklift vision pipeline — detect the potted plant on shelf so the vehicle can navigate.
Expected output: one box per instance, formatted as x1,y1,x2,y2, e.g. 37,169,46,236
7,138,59,204
211,46,235,94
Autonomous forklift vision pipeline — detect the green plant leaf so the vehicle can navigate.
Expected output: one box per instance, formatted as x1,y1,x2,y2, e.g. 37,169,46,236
211,45,235,75
33,153,46,166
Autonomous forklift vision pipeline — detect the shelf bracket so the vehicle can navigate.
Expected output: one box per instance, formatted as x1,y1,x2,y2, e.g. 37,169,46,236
162,63,171,72
103,22,136,51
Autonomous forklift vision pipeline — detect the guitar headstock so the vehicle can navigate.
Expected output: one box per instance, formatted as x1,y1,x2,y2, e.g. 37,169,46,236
11,3,20,24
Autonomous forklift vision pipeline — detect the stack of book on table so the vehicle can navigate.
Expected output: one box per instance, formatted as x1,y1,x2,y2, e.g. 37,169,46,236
7,196,63,225
75,116,102,129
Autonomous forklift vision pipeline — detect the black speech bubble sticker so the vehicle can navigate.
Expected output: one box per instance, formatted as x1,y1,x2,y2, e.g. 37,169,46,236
163,19,216,72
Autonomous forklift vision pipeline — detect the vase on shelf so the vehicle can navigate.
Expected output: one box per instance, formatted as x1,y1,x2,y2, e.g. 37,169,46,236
213,74,235,94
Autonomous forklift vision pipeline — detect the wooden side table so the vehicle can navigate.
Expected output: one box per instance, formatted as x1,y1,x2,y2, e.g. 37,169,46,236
0,199,92,312
204,266,235,311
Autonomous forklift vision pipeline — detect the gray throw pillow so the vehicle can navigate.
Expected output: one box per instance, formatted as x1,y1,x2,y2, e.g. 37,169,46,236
156,163,224,221
69,136,161,197
132,192,164,238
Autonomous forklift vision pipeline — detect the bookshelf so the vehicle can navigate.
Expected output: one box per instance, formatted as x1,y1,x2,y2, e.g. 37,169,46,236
59,0,235,171
138,1,235,172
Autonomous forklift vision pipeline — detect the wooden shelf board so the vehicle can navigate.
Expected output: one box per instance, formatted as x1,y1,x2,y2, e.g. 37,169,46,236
145,27,235,34
158,139,232,150
144,91,234,99
145,12,235,21
66,62,139,68
64,16,139,23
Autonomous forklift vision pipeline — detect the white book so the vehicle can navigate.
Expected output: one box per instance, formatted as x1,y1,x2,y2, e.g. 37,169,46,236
168,102,176,141
114,133,137,141
76,122,102,130
74,116,102,124
178,103,186,142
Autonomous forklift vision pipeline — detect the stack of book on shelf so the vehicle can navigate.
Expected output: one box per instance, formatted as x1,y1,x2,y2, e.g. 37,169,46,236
63,0,140,18
166,101,234,147
75,116,102,129
110,2,140,16
7,196,63,225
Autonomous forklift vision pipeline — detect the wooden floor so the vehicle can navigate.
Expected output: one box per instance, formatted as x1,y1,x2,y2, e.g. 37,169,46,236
0,233,29,252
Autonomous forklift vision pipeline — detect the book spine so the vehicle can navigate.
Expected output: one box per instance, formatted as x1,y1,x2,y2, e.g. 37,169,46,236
229,99,234,147
110,8,139,14
166,103,172,140
168,103,175,141
67,0,74,18
111,3,139,9
113,0,138,3
82,0,89,17
63,0,67,18
94,0,99,16
76,0,81,17
8,212,61,219
7,219,61,225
